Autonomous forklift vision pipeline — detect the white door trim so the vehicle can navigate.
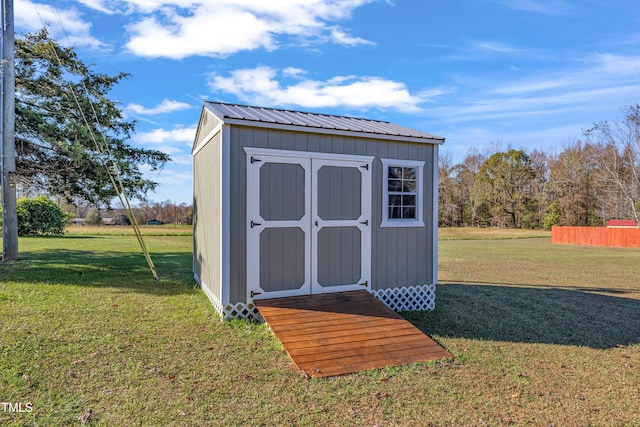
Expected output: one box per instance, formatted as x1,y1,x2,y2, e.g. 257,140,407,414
244,147,373,302
244,147,374,164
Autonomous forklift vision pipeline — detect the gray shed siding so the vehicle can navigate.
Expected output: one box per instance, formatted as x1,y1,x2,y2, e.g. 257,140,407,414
317,227,362,286
317,166,361,220
316,166,363,287
193,130,223,303
228,125,435,304
260,227,306,292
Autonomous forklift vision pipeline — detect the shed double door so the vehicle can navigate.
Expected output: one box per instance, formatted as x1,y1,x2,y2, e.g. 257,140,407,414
246,149,372,301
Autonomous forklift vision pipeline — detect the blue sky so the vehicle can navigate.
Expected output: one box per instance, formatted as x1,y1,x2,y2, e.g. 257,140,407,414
14,0,640,205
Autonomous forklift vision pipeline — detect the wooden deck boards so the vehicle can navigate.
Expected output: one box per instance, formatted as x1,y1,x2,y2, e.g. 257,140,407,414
255,290,453,378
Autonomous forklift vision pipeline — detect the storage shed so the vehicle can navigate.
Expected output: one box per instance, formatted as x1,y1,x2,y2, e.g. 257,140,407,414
192,102,445,321
605,219,638,228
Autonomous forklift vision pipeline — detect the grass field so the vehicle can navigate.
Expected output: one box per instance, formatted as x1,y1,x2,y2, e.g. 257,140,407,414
1,228,638,426
66,224,194,236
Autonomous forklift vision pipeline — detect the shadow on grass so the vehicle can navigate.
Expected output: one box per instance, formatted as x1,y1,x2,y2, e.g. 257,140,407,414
0,249,195,295
406,283,640,349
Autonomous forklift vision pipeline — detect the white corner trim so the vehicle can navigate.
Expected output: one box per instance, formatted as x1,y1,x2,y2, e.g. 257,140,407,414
192,122,223,156
432,145,439,285
221,125,231,306
197,276,224,319
380,158,426,228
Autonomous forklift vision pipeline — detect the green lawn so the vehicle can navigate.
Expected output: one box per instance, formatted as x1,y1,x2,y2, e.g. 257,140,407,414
1,229,638,426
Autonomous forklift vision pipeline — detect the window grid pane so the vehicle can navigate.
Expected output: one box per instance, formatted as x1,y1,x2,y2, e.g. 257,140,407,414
388,166,418,219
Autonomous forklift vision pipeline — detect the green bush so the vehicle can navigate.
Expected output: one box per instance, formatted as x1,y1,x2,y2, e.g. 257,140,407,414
15,196,71,236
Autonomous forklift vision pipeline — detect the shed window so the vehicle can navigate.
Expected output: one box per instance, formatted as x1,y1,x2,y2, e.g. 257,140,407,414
381,159,425,227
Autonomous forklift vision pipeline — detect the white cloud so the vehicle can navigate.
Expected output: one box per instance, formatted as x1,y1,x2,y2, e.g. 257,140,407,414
493,0,573,15
83,0,197,14
417,87,453,100
283,67,307,78
429,54,640,130
169,154,194,165
152,145,183,155
74,0,115,14
109,0,376,58
592,53,640,75
135,127,197,145
208,66,439,112
472,41,521,54
156,170,192,186
19,1,379,58
427,50,640,163
142,166,192,189
490,53,640,98
125,7,275,58
433,84,640,127
15,0,106,49
492,76,581,96
126,99,192,115
328,26,375,46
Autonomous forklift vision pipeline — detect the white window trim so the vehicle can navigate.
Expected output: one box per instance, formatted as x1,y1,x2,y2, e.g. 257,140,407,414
380,158,425,228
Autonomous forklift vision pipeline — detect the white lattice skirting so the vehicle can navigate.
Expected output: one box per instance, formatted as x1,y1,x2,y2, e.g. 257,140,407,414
221,302,263,322
370,284,436,312
196,275,263,322
196,275,435,321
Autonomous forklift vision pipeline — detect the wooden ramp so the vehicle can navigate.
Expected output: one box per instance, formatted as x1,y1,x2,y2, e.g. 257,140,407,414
255,290,453,378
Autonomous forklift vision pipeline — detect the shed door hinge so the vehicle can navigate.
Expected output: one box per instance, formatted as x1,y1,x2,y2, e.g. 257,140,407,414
359,280,368,287
360,164,369,170
250,290,262,298
251,156,262,164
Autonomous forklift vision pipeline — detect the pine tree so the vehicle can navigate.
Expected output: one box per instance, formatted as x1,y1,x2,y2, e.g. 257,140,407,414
14,29,170,206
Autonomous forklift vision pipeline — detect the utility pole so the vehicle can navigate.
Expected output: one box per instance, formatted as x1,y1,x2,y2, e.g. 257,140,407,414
1,0,18,261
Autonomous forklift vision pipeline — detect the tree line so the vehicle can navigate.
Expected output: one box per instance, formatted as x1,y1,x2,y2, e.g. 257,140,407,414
61,200,193,226
438,104,640,229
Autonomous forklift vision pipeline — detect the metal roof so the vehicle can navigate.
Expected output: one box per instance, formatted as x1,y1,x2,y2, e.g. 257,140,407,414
203,101,445,143
606,219,638,227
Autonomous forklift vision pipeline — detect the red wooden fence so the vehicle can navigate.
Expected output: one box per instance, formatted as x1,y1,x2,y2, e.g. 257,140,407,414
552,226,640,248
